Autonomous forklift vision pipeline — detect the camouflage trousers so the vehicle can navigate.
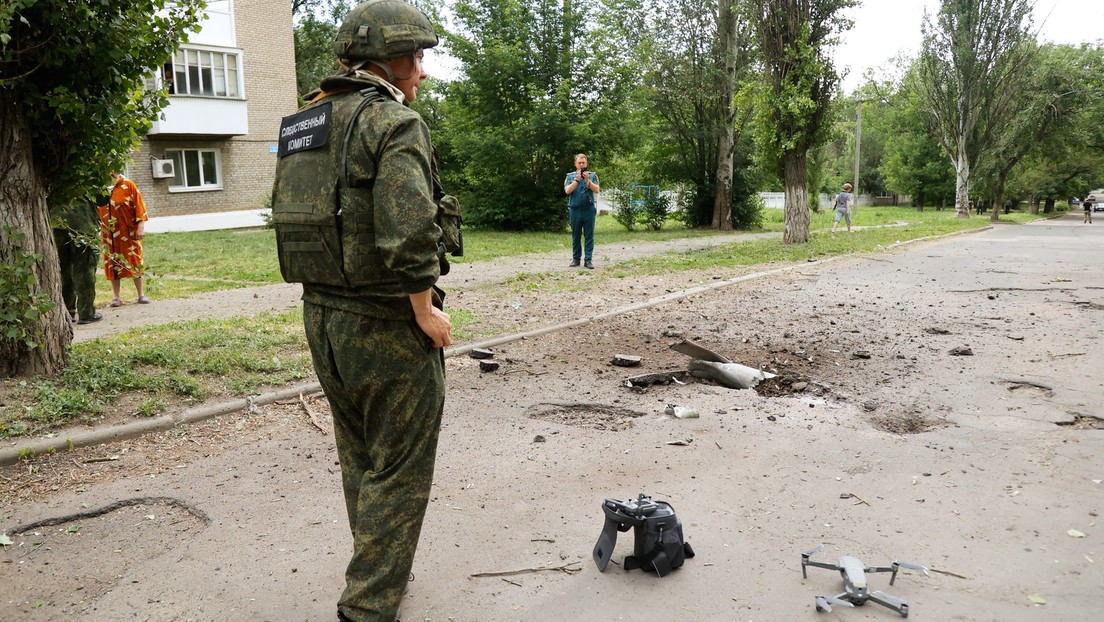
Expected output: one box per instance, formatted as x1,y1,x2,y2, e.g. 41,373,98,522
303,303,445,622
53,228,99,320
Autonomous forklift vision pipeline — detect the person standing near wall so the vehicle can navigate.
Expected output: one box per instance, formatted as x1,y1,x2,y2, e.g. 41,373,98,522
564,153,600,269
99,172,150,306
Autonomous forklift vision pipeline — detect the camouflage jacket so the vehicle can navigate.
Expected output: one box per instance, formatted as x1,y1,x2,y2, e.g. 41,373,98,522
276,72,443,320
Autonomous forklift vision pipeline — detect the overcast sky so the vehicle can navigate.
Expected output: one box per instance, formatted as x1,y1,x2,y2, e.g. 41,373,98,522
833,0,1104,93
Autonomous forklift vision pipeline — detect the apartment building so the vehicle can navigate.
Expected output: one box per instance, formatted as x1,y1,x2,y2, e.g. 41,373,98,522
129,0,297,218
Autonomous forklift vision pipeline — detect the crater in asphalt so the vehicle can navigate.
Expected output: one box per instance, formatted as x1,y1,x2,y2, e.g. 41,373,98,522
868,405,947,435
526,402,645,431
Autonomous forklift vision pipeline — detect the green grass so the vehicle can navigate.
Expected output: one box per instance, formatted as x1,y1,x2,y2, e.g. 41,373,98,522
0,306,484,438
3,205,1056,439
1,310,313,437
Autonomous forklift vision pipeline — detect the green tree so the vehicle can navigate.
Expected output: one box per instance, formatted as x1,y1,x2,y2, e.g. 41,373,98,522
442,0,638,231
878,67,956,210
0,0,203,377
604,0,760,229
749,0,857,244
293,1,350,100
916,0,1035,218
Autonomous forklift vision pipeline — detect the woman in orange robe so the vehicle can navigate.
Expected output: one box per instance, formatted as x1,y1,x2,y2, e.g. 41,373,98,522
99,172,150,306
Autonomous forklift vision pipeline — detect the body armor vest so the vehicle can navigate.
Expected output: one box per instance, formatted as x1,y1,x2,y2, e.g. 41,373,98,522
271,87,391,288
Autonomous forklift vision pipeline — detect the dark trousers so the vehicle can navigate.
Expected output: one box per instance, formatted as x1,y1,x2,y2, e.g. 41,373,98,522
53,228,98,320
303,302,445,622
569,206,596,262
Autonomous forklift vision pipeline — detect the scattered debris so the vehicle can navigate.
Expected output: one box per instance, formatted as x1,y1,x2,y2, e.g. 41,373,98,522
83,455,120,464
924,327,951,335
664,404,699,419
1028,594,1047,605
928,567,970,580
840,492,871,506
949,345,974,356
852,350,872,359
665,438,693,446
469,348,495,360
1007,335,1024,341
688,360,775,390
1068,529,1086,538
670,339,731,363
299,392,329,434
469,561,582,579
611,354,642,367
668,340,774,389
479,360,500,372
533,435,545,443
623,371,690,390
862,401,879,412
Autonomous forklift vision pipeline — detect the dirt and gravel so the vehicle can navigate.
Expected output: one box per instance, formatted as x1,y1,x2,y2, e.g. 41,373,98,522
2,215,1102,622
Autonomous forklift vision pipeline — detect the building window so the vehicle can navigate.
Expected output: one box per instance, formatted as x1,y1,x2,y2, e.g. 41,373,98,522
164,48,240,98
166,149,221,191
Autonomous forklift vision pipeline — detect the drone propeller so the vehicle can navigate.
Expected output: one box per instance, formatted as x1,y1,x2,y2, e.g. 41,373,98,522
815,595,855,612
895,560,929,575
803,544,824,558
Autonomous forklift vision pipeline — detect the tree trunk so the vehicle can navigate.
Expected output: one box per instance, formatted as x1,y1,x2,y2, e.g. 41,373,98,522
1043,198,1055,213
990,170,1008,222
711,0,738,231
1029,198,1039,215
781,151,810,244
953,148,971,219
0,92,72,378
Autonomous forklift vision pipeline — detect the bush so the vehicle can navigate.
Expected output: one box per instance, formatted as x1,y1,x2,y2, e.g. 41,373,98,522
610,188,640,231
640,191,671,231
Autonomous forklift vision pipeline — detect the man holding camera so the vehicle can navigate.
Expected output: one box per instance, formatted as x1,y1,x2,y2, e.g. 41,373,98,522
564,153,600,269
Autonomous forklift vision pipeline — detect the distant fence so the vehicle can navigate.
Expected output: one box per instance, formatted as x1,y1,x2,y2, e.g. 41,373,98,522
759,192,874,209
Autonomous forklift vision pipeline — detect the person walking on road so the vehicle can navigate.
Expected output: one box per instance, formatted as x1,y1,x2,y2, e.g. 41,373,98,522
565,153,600,268
1084,195,1094,224
831,182,853,233
270,1,456,620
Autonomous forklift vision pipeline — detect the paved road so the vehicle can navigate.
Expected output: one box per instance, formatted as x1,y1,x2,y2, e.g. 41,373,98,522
5,213,1102,622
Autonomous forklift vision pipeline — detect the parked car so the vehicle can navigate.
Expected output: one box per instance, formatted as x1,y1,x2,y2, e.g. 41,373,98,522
1089,195,1104,212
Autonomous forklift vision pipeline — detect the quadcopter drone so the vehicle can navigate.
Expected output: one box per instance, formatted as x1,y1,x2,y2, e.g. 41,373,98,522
800,545,928,618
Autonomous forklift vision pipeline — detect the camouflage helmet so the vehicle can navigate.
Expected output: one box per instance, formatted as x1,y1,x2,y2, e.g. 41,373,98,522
334,0,439,62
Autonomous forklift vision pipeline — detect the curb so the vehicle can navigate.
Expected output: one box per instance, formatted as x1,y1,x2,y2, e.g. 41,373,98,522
0,225,989,466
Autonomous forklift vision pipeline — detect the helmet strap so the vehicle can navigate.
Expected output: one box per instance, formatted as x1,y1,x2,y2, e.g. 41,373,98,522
367,59,395,82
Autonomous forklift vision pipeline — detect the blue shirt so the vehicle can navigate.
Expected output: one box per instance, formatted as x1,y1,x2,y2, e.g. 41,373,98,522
565,171,598,209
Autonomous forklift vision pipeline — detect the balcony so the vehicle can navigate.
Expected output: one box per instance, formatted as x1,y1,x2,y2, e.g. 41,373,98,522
148,96,249,137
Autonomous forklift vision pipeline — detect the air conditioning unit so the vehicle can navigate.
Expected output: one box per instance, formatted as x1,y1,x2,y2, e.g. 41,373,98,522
151,159,175,179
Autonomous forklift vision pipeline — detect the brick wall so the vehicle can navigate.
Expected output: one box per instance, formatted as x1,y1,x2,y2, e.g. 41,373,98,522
133,0,298,218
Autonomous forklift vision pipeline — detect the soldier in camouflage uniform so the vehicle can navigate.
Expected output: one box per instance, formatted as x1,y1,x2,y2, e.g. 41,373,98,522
269,2,452,620
51,195,104,324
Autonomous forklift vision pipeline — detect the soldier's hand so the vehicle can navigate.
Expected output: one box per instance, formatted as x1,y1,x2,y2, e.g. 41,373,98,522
416,307,452,349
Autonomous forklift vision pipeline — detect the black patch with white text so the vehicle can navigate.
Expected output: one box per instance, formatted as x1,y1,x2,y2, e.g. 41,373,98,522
277,102,332,158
